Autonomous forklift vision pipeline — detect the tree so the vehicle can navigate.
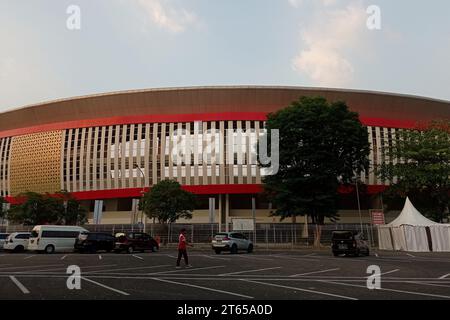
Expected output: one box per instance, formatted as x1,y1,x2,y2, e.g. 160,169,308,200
0,196,6,219
0,196,7,226
378,121,450,222
7,192,62,225
55,190,88,225
261,96,369,247
140,180,196,224
7,191,87,226
140,180,196,245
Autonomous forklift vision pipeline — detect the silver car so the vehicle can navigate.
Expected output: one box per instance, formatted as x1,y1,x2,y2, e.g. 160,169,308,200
212,232,253,254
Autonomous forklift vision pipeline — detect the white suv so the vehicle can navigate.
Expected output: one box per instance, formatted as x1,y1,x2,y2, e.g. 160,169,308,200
212,232,253,254
3,232,31,253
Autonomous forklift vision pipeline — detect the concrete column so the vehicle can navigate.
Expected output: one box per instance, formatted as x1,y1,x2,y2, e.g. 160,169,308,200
225,194,230,232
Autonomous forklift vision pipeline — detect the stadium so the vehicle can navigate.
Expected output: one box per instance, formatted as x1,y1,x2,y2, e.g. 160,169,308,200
1,86,450,226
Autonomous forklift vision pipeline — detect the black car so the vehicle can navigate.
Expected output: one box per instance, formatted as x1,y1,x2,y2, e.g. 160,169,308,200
114,232,159,254
74,232,115,253
331,230,370,257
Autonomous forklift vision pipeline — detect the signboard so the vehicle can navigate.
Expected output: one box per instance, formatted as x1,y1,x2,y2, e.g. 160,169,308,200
371,210,385,225
232,219,255,231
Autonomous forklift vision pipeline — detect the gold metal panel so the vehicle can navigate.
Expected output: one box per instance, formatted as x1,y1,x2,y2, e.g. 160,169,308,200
10,131,63,195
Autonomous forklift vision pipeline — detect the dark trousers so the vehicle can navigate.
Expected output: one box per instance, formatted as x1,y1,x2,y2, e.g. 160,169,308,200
176,249,188,266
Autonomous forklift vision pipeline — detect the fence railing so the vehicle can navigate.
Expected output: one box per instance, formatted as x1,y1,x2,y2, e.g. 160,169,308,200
1,223,378,247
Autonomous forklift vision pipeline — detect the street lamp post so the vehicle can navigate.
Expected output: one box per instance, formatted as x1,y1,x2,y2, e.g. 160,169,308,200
355,176,363,235
134,164,146,233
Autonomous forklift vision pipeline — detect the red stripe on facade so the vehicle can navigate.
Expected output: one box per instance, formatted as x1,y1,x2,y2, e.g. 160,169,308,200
0,113,268,138
69,185,265,200
5,184,387,203
359,118,421,129
0,113,425,138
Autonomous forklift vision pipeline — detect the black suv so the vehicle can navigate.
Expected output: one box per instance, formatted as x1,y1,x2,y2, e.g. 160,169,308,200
331,231,370,257
114,232,159,254
74,232,115,253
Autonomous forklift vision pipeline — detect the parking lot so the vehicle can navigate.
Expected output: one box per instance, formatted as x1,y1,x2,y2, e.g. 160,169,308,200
1,248,450,300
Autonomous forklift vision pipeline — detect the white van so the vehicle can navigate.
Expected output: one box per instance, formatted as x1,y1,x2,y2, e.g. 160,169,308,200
28,225,88,254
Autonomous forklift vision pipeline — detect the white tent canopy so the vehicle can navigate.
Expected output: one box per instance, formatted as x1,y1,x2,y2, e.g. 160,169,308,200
388,197,439,227
378,197,450,252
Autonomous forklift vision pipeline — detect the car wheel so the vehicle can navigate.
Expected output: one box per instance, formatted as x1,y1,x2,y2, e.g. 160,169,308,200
365,249,370,256
230,244,238,254
333,252,339,257
15,245,25,253
45,245,55,254
247,244,254,254
90,246,97,254
354,249,360,257
214,249,221,255
127,246,134,254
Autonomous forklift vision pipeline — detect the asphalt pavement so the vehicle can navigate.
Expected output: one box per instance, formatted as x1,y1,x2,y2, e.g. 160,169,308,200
0,248,450,300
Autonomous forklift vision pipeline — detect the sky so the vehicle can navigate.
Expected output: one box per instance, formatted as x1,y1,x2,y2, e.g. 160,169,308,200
1,0,450,112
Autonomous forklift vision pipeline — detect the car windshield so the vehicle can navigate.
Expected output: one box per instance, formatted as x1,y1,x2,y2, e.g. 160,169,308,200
30,230,39,238
79,232,89,240
116,235,127,242
332,231,354,240
214,233,229,239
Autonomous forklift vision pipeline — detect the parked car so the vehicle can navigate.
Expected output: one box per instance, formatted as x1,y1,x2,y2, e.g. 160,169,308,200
74,232,116,253
212,232,253,254
28,225,88,254
331,230,370,257
114,232,159,253
0,233,10,250
3,232,30,253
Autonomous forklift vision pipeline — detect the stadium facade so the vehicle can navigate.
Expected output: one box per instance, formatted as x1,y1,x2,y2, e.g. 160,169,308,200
1,86,450,226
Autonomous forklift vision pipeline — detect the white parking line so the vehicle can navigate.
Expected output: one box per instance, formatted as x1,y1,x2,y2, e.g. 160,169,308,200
406,253,416,258
9,276,30,294
220,267,282,276
150,266,226,275
439,273,450,279
290,268,340,277
201,255,230,261
82,277,130,296
407,281,450,289
132,255,144,260
166,254,177,259
29,264,118,274
321,280,450,299
152,277,254,299
0,264,63,271
271,254,320,262
375,253,379,258
241,279,357,300
236,255,274,261
375,269,400,277
23,255,35,260
61,255,67,260
87,264,171,274
99,255,102,260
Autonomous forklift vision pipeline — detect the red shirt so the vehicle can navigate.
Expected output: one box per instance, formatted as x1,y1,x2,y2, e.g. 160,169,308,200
178,233,187,250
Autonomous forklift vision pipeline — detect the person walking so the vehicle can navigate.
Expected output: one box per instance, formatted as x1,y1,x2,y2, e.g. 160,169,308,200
176,228,192,268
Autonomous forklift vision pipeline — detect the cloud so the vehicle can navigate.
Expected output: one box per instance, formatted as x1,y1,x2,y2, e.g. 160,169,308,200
291,1,367,86
136,0,198,34
289,0,338,8
288,0,303,8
